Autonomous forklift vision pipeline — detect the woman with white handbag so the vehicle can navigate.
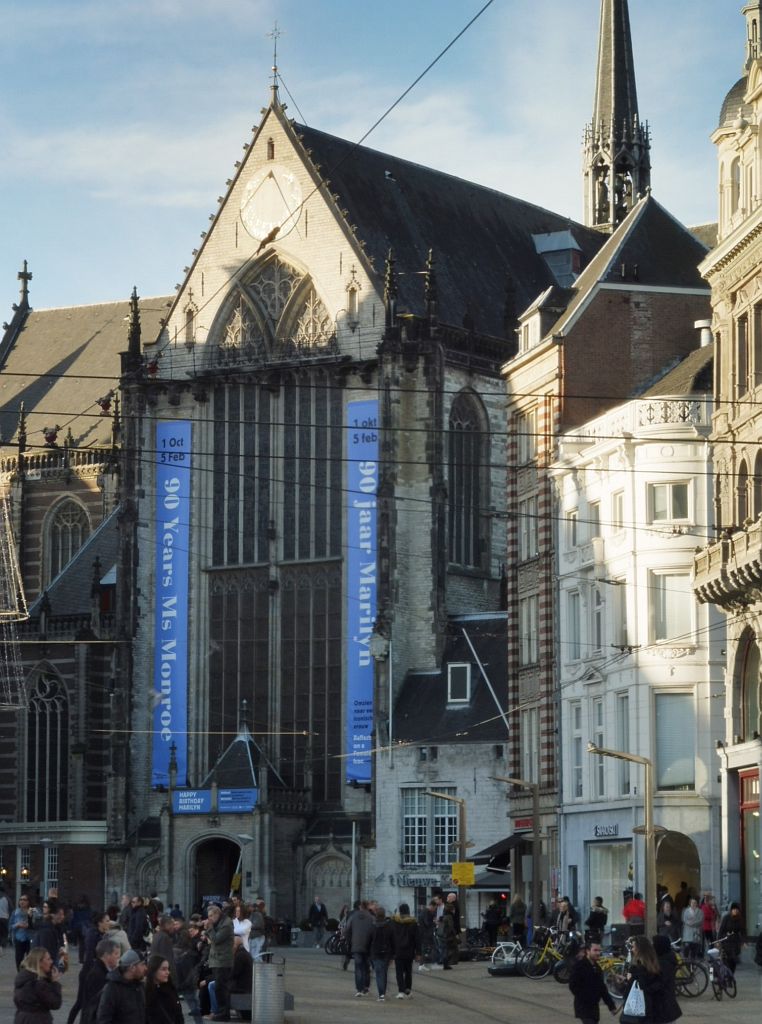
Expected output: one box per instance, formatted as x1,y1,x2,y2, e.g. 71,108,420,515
620,936,662,1024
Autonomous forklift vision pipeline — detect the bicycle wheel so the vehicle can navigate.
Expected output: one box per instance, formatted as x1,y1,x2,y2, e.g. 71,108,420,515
724,974,737,998
711,979,722,1000
603,964,628,1000
676,960,708,998
520,948,552,979
491,943,516,965
552,958,572,984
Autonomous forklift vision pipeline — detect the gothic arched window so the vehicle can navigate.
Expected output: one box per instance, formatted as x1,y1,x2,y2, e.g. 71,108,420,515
753,451,762,520
47,499,90,583
448,390,489,568
740,634,761,740
26,672,69,821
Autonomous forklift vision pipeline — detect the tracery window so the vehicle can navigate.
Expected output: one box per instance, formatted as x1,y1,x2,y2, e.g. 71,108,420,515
292,288,332,347
27,673,69,822
448,390,488,568
249,259,302,326
47,500,90,583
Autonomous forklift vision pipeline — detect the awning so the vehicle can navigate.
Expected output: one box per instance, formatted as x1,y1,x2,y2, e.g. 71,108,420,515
472,870,512,890
472,833,525,867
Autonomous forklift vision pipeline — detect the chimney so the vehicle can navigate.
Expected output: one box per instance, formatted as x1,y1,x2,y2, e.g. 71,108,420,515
694,319,712,348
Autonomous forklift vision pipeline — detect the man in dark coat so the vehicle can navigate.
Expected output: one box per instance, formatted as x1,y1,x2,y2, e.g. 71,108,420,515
96,949,147,1024
35,904,68,968
391,903,420,998
80,940,121,1024
568,942,618,1024
126,898,150,953
345,901,373,996
651,934,682,1024
149,915,178,986
204,903,234,1021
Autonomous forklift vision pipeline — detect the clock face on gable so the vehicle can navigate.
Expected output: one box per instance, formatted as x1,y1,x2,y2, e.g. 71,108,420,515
240,165,303,243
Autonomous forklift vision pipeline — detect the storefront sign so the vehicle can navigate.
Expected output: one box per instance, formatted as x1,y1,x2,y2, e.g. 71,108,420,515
395,873,445,887
593,823,620,838
451,861,476,886
514,818,533,831
345,400,378,783
153,420,191,787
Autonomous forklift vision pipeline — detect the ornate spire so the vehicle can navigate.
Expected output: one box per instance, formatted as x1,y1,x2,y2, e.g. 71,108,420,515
743,3,762,71
268,22,283,105
121,287,142,375
424,249,438,325
583,0,651,232
384,249,398,330
17,261,32,307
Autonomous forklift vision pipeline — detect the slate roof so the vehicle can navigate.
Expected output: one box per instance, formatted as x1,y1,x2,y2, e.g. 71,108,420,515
201,724,260,790
639,343,714,398
545,195,709,339
28,505,119,617
0,296,171,453
293,122,606,340
719,76,750,129
393,614,508,745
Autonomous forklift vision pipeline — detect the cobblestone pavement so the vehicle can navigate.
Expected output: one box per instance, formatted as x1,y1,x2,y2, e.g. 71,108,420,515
0,945,759,1024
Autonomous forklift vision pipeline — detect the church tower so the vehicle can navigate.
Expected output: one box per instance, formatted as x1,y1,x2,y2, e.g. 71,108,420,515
583,0,651,232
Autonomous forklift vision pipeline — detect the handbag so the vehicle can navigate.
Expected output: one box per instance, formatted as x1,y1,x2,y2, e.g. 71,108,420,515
622,979,646,1019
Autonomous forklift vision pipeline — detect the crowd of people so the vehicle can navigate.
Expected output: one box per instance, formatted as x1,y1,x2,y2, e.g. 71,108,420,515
9,892,274,1024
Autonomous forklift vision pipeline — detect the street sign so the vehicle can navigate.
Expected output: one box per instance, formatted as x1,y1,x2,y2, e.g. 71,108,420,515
451,861,475,886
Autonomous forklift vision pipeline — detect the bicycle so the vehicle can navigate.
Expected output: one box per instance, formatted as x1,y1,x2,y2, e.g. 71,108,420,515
669,939,709,998
490,938,524,967
706,938,737,1000
519,927,566,979
551,932,584,984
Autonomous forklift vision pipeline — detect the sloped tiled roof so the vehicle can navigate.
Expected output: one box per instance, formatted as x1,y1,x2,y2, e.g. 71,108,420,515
639,343,714,398
545,195,709,339
293,123,605,339
0,296,171,452
393,614,508,745
201,725,260,789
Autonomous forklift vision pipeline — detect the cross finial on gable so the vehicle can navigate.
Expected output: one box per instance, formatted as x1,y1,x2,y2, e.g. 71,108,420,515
268,22,283,99
17,260,32,305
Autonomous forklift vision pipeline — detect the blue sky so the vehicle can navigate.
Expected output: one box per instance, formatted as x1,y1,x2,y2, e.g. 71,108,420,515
0,0,741,310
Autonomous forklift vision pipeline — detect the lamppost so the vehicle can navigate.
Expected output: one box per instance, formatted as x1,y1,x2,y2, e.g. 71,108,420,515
492,776,540,936
425,790,467,930
587,743,656,938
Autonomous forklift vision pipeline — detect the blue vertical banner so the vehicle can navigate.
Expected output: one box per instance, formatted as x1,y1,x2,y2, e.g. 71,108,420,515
152,420,191,787
346,400,378,783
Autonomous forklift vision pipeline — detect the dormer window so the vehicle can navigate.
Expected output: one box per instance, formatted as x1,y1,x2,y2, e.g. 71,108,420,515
448,663,471,703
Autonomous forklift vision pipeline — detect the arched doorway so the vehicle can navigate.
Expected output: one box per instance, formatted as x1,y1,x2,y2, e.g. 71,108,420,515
193,837,240,912
304,851,351,920
656,832,701,900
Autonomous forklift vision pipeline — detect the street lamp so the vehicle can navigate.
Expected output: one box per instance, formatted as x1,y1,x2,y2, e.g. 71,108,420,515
587,743,656,938
424,790,468,931
492,776,540,937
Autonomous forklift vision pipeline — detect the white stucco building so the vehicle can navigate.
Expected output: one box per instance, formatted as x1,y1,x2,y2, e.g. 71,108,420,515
552,346,725,923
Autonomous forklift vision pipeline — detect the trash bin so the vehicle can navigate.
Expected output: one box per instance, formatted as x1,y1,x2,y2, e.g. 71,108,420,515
253,955,285,1024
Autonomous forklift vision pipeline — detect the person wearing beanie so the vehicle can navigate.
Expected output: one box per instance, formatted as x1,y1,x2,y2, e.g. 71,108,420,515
390,903,420,999
96,949,146,1024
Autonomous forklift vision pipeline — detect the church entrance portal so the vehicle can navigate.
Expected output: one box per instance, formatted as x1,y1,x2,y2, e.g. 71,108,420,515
193,837,240,912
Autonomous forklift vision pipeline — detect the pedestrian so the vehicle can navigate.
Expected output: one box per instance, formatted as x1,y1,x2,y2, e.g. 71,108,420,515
568,941,618,1024
437,903,459,969
656,898,680,942
67,913,113,1024
717,902,745,973
673,883,689,916
11,895,33,970
69,897,91,964
307,896,328,948
700,893,719,949
229,936,253,1019
620,935,662,1024
369,906,394,1002
174,919,205,1018
145,955,183,1024
481,900,502,948
509,893,527,941
80,941,121,1024
126,897,149,954
35,902,69,973
14,948,63,1024
651,934,682,1024
96,949,147,1024
232,904,251,953
345,900,373,997
680,898,702,959
390,902,420,999
0,888,11,948
622,892,646,928
248,902,266,961
204,903,234,1021
445,892,461,935
584,898,608,943
556,896,579,935
149,915,178,987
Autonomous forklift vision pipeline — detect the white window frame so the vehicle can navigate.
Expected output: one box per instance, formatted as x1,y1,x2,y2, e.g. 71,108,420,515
588,500,601,540
517,407,538,464
401,788,428,866
567,508,579,549
568,590,581,661
591,587,604,655
447,663,471,703
650,571,693,644
611,490,624,532
519,595,538,666
571,702,583,799
616,692,631,796
432,788,458,866
518,495,538,561
648,482,691,524
592,697,605,798
520,706,539,783
654,692,696,792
